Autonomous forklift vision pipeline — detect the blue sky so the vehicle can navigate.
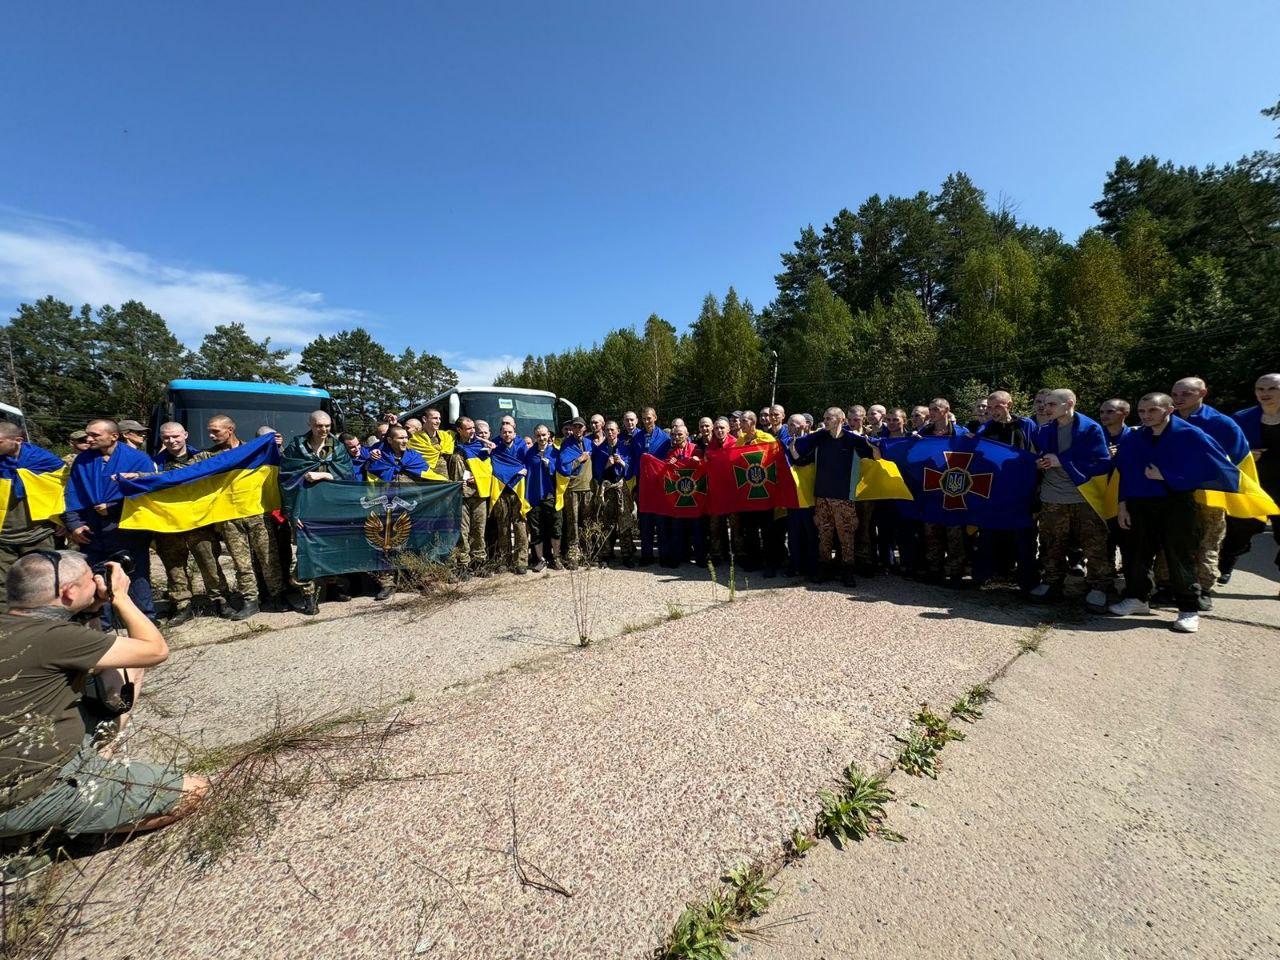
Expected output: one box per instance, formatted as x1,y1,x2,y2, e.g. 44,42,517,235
1,1,1276,382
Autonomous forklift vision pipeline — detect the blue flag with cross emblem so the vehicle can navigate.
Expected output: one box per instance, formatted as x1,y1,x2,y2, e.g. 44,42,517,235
880,436,1039,529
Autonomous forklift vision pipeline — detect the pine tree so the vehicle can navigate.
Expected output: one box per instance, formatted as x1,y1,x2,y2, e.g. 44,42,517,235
96,301,190,420
192,322,295,383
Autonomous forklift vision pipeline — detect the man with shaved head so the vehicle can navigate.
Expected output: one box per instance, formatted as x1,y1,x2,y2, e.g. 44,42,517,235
1223,373,1280,586
1032,388,1115,610
147,421,228,625
972,392,1037,592
1107,392,1237,634
1170,376,1250,605
867,405,887,437
192,416,286,620
918,399,968,583
281,410,354,614
631,407,671,565
788,406,880,586
63,418,159,625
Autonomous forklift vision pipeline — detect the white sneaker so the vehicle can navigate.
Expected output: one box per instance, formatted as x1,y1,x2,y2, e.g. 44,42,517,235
1085,589,1108,609
1029,583,1052,599
1107,597,1150,616
1172,612,1200,633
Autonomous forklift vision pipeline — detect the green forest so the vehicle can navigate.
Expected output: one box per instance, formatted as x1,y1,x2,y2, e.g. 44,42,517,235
497,98,1280,421
0,305,457,443
3,98,1277,443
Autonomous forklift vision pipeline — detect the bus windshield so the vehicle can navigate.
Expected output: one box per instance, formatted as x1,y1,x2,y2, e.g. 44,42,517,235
458,391,558,439
169,389,333,446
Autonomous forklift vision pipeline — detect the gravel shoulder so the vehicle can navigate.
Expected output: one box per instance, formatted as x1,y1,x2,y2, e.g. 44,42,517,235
67,568,1043,959
137,564,731,747
742,551,1280,960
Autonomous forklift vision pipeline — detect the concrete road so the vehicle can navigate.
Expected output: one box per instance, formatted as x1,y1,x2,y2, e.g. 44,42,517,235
743,550,1280,960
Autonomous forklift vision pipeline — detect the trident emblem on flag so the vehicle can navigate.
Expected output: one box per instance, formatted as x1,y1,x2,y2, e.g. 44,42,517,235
922,450,994,510
733,449,776,500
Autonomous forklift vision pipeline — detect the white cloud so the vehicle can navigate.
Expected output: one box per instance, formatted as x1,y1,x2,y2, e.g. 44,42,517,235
442,351,524,386
0,212,526,387
0,213,360,349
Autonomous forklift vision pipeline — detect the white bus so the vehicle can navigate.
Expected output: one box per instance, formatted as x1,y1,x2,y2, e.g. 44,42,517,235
403,386,578,439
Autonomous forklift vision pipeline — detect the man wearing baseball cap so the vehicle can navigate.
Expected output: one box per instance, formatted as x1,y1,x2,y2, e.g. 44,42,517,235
118,420,148,451
62,430,91,467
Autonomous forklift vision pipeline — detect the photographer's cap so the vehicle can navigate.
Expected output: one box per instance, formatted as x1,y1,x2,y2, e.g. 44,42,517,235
118,419,147,434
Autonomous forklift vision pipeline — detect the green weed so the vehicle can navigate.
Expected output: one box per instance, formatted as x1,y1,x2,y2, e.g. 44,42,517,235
785,828,816,860
814,765,893,844
724,864,775,920
894,728,941,779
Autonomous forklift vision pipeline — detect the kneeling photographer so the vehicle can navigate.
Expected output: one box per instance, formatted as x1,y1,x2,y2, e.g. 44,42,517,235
0,551,208,842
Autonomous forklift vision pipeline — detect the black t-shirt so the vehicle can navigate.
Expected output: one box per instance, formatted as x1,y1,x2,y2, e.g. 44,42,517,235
0,613,114,809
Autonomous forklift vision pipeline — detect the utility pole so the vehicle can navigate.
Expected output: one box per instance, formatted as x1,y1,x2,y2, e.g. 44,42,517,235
770,351,779,408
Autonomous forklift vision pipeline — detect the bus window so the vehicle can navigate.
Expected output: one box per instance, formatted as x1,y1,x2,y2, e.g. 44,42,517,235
457,391,557,439
168,389,335,447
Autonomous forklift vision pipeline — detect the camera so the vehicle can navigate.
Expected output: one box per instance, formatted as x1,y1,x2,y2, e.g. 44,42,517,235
91,550,136,600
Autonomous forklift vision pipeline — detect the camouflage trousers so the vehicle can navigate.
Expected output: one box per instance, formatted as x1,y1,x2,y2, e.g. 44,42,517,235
490,488,529,573
1039,500,1114,591
216,514,285,602
596,480,634,558
1155,503,1226,593
455,495,488,568
154,527,227,609
923,523,966,578
815,497,858,566
562,489,596,559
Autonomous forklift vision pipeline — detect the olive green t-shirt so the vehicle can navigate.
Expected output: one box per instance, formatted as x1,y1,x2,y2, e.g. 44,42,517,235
0,613,114,809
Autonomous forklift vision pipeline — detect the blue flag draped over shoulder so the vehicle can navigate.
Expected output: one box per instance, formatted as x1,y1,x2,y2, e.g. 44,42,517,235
881,435,1039,529
118,433,281,533
489,437,531,517
292,479,462,580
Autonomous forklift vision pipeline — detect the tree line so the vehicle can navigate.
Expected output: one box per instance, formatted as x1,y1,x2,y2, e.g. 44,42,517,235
0,301,457,444
497,98,1280,421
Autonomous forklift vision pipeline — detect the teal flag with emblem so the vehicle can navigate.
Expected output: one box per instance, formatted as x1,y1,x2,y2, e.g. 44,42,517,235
292,479,462,580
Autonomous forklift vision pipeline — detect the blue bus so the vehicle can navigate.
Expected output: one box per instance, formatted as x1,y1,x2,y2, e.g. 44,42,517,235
150,380,341,452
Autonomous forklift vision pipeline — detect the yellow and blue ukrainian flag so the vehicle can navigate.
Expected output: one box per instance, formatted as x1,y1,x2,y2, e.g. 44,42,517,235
489,439,531,517
0,443,68,527
118,432,281,532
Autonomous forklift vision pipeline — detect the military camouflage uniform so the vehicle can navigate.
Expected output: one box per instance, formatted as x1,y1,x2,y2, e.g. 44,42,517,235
596,479,634,560
192,446,285,604
448,449,488,569
562,447,595,562
814,497,858,566
215,515,285,603
490,487,529,573
1038,501,1114,591
152,450,228,613
922,523,966,579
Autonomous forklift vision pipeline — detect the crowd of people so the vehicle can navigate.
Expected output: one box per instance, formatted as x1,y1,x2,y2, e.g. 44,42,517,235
0,372,1275,851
